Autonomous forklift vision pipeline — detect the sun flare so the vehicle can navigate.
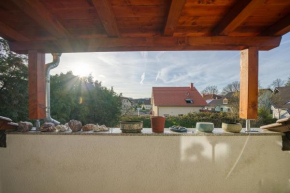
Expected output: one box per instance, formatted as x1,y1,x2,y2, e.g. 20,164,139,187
72,64,93,77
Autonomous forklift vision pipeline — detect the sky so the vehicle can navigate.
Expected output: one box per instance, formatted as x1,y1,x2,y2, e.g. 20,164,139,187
48,33,290,99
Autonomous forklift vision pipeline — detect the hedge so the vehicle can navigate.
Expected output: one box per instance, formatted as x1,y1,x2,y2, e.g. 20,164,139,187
120,112,276,128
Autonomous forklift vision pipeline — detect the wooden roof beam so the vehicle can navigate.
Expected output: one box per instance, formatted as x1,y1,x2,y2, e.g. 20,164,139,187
8,36,281,53
0,21,29,42
212,0,266,36
91,0,120,37
261,14,290,36
163,0,186,36
11,0,70,39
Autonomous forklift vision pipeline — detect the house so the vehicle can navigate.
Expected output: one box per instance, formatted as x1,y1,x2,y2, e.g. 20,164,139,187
151,83,207,116
202,94,222,104
121,97,133,115
141,99,152,110
271,86,290,119
205,92,235,112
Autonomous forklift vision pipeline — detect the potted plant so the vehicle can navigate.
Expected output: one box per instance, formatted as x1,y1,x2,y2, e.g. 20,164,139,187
222,113,242,133
151,116,166,133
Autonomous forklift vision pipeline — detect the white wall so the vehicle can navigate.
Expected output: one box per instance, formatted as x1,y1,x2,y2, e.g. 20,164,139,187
158,106,202,116
1,134,289,193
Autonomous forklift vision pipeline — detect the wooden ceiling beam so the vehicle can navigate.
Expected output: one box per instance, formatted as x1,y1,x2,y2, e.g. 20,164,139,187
0,21,29,42
8,36,281,53
212,0,266,36
91,0,120,37
163,0,186,36
10,0,71,39
261,14,290,36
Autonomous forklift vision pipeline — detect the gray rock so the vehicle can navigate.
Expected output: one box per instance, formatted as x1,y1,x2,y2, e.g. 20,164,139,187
68,120,82,132
18,122,33,132
40,122,56,132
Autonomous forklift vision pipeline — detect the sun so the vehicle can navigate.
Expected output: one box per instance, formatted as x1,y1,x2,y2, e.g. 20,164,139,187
72,64,93,77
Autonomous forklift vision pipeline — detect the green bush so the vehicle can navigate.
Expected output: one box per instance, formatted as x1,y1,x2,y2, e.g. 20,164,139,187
120,111,276,128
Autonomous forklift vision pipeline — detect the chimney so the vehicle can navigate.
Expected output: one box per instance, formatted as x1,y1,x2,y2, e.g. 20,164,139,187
190,83,194,90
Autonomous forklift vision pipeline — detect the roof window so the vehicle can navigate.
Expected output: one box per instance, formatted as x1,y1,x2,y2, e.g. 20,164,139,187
185,99,193,104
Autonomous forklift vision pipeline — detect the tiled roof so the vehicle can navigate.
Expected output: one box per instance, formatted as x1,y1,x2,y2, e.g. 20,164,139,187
152,84,207,107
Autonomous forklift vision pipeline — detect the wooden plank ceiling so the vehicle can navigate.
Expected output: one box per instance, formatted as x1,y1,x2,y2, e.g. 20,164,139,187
0,0,289,53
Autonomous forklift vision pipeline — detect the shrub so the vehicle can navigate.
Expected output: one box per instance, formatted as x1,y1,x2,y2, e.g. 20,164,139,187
120,111,276,128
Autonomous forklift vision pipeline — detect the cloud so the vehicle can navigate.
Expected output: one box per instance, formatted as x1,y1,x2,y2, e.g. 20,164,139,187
156,71,161,81
48,33,290,98
140,72,145,85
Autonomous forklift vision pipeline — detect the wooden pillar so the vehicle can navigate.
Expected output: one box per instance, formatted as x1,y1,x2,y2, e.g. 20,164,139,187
28,50,46,119
239,47,258,119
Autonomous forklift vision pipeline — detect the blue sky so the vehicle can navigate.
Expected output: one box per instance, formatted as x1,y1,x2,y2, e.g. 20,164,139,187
48,33,290,98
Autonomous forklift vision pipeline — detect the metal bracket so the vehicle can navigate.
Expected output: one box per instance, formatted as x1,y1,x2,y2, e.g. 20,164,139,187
282,131,290,151
0,130,6,148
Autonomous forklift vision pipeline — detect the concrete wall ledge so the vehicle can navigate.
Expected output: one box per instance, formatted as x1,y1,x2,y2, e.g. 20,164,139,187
1,128,289,193
6,128,282,136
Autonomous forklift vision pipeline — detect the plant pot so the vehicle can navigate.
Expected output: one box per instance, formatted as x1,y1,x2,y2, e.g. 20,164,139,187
120,121,143,133
196,122,214,133
151,116,166,133
222,122,242,133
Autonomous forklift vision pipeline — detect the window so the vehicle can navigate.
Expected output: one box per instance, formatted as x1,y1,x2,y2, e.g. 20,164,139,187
223,98,228,104
178,114,183,116
164,114,169,117
185,99,193,103
220,108,223,112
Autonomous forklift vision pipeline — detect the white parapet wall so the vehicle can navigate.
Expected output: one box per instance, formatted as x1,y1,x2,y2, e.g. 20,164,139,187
0,130,290,193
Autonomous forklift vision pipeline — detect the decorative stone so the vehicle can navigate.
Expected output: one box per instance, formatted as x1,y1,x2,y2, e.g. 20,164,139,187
93,124,109,132
17,122,33,132
82,124,97,131
40,122,56,132
68,120,82,132
56,124,69,132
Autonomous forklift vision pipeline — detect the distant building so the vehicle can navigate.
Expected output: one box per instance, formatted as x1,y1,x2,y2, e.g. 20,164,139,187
205,92,235,112
141,99,152,110
271,86,290,119
151,83,207,116
202,94,222,104
121,97,133,115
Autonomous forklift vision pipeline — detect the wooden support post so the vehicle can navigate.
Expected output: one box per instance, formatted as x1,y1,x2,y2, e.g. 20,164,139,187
28,50,46,119
239,47,258,119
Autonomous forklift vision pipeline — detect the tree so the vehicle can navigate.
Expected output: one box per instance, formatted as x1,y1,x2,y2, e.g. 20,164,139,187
286,76,290,86
0,39,29,122
201,85,219,95
50,72,122,126
270,78,285,89
222,81,240,95
228,91,240,114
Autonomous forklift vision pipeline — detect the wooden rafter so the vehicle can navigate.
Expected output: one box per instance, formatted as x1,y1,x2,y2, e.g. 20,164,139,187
212,0,266,36
91,0,120,37
8,36,281,53
164,0,187,36
11,0,70,38
261,14,290,36
0,21,29,42
10,0,72,51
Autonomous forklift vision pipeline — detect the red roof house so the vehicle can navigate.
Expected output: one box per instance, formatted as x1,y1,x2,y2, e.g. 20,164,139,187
151,83,207,116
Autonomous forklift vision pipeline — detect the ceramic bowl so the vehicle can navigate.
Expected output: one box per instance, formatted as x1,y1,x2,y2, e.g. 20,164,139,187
196,122,214,133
